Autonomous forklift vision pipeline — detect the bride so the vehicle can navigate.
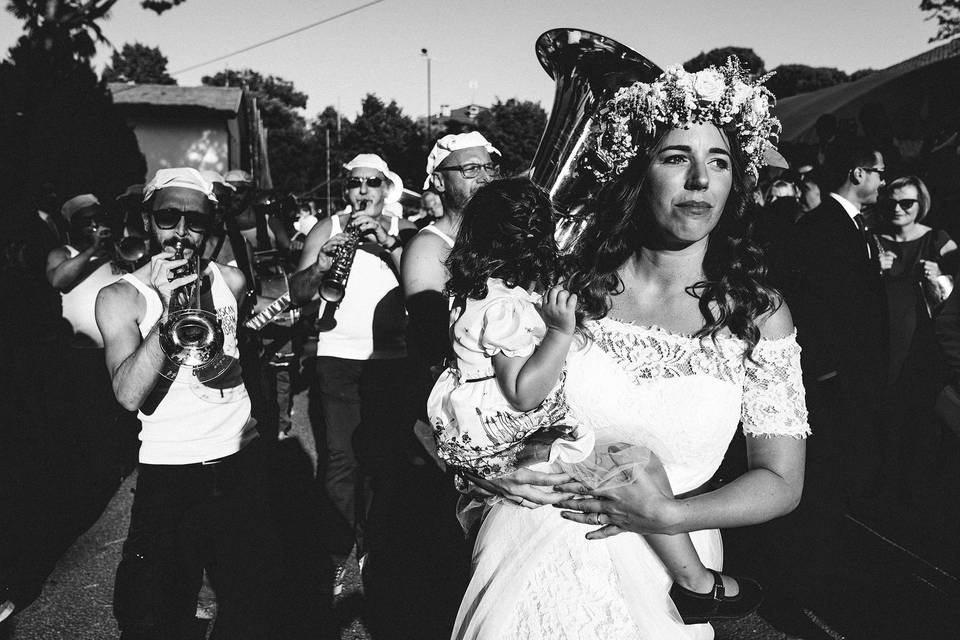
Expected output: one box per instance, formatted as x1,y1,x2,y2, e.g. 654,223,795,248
453,59,809,639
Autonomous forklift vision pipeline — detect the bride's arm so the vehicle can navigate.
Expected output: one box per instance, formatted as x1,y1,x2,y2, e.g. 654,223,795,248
556,301,807,537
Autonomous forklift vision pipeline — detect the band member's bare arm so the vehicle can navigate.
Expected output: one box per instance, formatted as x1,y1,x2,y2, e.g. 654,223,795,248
95,253,198,411
289,217,335,305
45,228,111,291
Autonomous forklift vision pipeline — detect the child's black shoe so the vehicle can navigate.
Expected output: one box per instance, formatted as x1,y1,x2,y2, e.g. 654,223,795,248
669,569,763,625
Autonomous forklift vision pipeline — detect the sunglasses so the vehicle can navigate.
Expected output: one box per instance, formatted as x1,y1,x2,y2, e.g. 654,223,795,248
345,176,384,189
436,162,501,179
890,198,919,211
152,209,212,233
859,167,886,180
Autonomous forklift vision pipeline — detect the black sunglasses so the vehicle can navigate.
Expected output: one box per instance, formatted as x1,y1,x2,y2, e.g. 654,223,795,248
345,176,384,189
152,209,212,233
890,198,919,211
859,167,885,180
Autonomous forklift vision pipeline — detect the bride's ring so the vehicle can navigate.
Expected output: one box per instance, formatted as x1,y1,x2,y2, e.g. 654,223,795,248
594,513,603,525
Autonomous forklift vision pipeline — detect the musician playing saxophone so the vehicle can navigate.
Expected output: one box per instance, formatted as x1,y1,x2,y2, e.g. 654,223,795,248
94,168,281,640
288,153,416,597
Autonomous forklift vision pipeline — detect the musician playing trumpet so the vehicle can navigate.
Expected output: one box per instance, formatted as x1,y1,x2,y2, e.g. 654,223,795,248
94,168,281,640
288,153,416,596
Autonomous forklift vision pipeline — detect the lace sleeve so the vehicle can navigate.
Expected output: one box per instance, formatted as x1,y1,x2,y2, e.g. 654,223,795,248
741,330,810,438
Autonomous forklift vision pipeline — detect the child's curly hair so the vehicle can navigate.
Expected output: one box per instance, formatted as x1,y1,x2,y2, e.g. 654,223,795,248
445,178,564,301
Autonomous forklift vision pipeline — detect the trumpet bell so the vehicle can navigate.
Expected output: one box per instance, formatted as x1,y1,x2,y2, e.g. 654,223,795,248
117,236,148,263
158,308,230,383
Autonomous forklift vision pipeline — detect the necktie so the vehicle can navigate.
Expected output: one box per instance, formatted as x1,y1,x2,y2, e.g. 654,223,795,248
853,214,875,261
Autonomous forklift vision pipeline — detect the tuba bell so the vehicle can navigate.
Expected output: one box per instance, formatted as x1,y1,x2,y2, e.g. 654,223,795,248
528,29,661,252
159,241,229,382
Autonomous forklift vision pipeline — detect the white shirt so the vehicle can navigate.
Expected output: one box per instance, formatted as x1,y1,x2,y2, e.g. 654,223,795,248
829,192,861,229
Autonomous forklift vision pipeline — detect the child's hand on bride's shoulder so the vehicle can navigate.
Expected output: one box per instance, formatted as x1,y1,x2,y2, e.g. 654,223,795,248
541,285,577,335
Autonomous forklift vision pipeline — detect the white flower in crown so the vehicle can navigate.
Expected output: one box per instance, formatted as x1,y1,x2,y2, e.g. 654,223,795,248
589,56,781,181
693,69,725,102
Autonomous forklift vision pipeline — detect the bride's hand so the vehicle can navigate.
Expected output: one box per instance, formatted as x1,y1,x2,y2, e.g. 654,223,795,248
552,453,679,539
463,467,575,509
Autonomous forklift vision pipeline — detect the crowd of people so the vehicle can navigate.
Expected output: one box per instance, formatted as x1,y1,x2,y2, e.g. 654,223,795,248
1,52,959,640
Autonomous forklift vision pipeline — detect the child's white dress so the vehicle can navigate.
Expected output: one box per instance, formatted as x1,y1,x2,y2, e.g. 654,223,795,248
427,278,592,477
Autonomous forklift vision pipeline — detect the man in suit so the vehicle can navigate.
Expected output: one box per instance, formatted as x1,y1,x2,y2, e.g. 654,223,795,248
790,136,888,501
745,137,888,636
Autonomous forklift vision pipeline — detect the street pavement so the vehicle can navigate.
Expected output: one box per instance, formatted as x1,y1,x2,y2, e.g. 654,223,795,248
10,380,959,639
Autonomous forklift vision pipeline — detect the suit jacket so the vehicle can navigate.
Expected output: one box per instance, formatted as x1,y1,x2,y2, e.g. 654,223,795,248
781,195,888,399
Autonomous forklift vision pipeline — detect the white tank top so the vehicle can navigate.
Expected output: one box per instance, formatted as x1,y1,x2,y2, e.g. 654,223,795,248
61,246,123,348
120,263,257,464
316,214,407,360
419,224,455,248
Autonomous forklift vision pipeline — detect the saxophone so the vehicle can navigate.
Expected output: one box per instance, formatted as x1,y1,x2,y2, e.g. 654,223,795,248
318,200,366,304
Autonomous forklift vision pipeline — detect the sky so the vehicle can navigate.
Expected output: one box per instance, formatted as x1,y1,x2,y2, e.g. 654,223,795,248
0,0,945,120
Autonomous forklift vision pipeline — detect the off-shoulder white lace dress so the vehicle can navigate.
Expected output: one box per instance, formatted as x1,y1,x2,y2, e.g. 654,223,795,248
452,317,809,640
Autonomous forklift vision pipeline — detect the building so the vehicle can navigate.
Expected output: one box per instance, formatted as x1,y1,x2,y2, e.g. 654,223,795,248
108,83,271,187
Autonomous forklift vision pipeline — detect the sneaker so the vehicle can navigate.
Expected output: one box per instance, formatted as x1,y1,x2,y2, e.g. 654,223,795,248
0,599,14,624
332,562,348,597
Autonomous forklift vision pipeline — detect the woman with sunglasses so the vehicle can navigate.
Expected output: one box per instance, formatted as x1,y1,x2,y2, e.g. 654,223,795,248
875,175,956,504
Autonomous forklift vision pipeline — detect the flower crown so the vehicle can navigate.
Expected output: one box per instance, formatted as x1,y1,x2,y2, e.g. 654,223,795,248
590,57,781,182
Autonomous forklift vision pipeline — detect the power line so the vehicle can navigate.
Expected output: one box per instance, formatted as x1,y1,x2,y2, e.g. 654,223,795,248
169,0,386,76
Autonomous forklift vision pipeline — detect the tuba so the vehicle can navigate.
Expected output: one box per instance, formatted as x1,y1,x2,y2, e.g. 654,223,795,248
528,29,661,252
159,241,229,382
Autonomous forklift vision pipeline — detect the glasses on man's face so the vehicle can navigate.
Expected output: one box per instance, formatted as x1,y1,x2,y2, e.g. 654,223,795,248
437,162,500,180
890,198,919,212
860,167,885,180
345,176,384,190
152,209,212,233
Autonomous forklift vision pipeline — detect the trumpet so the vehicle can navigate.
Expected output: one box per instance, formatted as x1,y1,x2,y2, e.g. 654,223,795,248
84,221,148,266
318,200,366,304
159,241,228,382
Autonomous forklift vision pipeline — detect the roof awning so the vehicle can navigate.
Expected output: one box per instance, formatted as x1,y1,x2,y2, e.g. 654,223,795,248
775,37,960,142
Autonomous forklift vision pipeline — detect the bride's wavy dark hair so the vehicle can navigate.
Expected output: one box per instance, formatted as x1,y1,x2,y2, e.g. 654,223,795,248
446,177,564,301
567,125,780,357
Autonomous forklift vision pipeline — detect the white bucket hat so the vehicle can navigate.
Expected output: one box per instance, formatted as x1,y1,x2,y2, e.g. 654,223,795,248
143,167,218,204
344,154,404,204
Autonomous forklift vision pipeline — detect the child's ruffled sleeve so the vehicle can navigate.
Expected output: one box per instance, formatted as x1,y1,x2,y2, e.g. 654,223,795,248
474,295,545,358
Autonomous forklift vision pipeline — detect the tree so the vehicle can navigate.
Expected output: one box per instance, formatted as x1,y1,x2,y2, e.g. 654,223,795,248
140,0,187,14
1,1,145,208
102,41,175,84
339,94,427,191
849,68,876,82
921,0,960,42
474,99,548,176
684,47,766,75
202,69,307,130
765,64,849,99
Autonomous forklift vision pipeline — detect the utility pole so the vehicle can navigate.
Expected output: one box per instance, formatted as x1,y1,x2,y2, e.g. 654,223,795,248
421,48,432,140
325,127,332,218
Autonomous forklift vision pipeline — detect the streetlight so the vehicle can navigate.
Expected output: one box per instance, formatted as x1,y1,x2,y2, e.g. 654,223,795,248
421,48,432,140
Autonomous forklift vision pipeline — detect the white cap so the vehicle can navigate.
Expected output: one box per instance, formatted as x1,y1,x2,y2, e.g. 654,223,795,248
423,132,500,189
61,194,100,222
143,168,218,204
200,170,236,191
343,153,404,204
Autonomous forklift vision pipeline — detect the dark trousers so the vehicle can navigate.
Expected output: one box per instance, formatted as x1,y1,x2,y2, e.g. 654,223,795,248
114,439,281,640
313,356,412,556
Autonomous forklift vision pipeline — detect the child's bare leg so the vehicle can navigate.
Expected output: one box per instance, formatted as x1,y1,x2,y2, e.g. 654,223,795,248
645,533,741,596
